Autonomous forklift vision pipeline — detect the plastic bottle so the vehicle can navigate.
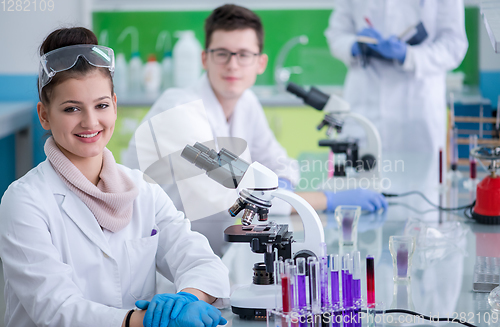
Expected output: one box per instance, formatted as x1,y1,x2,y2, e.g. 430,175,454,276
161,51,173,91
128,52,143,95
114,53,128,96
173,31,202,88
143,54,161,97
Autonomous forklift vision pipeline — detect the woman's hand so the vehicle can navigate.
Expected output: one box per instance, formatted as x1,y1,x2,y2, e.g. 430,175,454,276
170,301,227,327
135,292,199,327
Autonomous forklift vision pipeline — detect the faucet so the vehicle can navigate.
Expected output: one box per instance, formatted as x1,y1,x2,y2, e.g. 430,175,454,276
274,35,309,92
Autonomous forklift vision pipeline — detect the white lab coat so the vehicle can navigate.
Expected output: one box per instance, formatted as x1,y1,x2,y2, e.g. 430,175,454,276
0,159,230,327
325,0,468,155
123,74,299,255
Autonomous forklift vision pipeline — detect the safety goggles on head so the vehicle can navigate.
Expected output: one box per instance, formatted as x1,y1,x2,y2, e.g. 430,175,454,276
38,44,115,95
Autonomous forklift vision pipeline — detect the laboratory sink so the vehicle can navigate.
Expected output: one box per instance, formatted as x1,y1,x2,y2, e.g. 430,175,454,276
251,85,344,106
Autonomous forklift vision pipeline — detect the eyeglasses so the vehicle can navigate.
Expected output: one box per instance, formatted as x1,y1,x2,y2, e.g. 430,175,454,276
207,48,260,66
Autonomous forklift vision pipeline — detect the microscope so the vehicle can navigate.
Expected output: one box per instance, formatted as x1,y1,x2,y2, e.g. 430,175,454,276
181,142,325,320
286,83,382,190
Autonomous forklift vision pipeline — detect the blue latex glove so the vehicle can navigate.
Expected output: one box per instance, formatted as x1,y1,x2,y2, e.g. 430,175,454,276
351,27,384,57
170,301,227,327
366,35,407,63
278,177,295,192
136,292,199,327
324,189,388,213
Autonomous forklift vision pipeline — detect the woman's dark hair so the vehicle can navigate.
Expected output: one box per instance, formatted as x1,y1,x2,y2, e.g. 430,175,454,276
38,27,114,104
204,4,264,53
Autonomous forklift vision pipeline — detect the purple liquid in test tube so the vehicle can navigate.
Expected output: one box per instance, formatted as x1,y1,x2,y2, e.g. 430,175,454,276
341,254,349,306
397,245,409,278
296,257,307,311
342,254,352,327
346,271,353,307
330,254,340,307
353,280,361,304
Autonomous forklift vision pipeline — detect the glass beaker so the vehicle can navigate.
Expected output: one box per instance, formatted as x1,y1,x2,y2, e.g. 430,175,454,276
389,235,416,281
335,206,361,248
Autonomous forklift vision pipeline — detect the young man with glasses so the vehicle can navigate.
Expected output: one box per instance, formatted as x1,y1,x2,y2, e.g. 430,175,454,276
124,4,387,256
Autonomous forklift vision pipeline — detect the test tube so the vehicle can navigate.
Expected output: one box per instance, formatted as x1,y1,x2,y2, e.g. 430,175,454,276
366,255,375,308
321,242,327,257
282,262,295,314
330,254,340,308
341,254,350,306
275,258,283,311
347,257,353,308
450,127,459,171
320,256,330,309
469,135,478,179
342,254,353,327
296,257,308,313
309,258,321,314
352,251,362,305
282,271,291,314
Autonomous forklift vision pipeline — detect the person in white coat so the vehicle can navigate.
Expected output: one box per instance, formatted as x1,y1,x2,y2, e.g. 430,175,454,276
0,27,229,327
325,0,468,157
123,5,388,256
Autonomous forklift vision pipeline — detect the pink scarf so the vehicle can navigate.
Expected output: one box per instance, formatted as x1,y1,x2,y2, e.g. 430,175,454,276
44,137,139,232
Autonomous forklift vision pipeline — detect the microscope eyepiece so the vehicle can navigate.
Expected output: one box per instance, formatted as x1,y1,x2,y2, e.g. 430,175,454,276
286,82,330,111
182,143,250,189
180,145,201,164
286,82,309,99
181,145,218,172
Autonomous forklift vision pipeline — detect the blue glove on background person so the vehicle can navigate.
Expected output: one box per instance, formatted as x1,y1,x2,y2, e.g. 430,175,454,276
324,189,388,213
136,292,199,327
366,35,407,63
169,301,227,327
351,27,384,57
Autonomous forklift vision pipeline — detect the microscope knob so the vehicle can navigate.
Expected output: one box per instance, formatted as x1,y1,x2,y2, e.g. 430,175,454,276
264,252,274,274
251,238,260,252
360,154,377,171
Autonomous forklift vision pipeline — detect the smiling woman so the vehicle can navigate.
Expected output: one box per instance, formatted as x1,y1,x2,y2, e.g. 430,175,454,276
0,27,230,327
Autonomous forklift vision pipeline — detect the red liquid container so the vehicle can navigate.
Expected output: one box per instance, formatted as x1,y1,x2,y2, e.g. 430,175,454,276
470,160,477,179
366,256,375,308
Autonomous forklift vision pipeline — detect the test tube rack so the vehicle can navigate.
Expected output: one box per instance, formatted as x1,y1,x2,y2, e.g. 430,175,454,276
268,253,381,327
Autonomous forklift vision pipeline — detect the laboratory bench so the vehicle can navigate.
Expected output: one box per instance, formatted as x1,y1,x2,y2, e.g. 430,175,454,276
220,152,499,327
